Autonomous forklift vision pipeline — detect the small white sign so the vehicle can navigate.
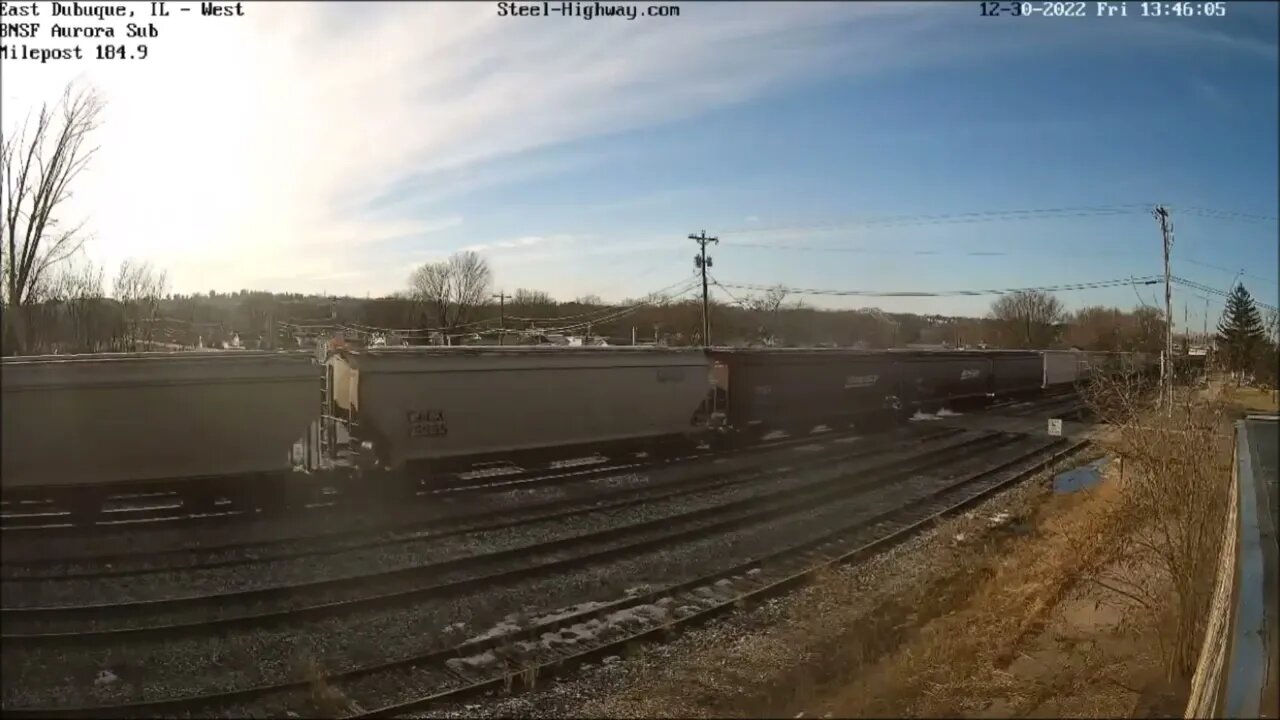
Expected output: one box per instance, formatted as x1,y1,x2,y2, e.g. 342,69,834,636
1048,418,1063,437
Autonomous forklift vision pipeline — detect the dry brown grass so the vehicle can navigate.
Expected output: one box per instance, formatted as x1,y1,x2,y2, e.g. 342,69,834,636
299,655,362,717
1225,385,1279,413
574,371,1235,719
813,472,1134,718
1084,373,1235,679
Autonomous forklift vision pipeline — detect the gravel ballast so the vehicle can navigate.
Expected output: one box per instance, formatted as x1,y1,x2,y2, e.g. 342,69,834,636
1,434,1045,712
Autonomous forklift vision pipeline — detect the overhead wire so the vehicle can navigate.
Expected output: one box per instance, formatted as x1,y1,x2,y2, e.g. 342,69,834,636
520,280,701,335
1170,206,1280,224
715,276,1161,299
707,275,748,307
719,203,1155,237
505,274,701,324
1172,276,1278,312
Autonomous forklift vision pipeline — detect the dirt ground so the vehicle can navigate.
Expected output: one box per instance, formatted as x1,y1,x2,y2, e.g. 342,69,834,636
572,448,1185,719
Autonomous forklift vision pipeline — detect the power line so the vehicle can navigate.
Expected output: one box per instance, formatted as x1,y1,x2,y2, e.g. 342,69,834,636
720,203,1154,237
286,275,701,339
716,276,1161,299
1176,258,1278,289
1172,276,1278,312
505,274,701,324
708,275,747,308
1170,206,1280,224
521,281,701,336
726,242,1013,256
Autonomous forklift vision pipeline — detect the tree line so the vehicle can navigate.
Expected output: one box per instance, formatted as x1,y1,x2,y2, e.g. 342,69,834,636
3,84,1275,390
8,247,1275,389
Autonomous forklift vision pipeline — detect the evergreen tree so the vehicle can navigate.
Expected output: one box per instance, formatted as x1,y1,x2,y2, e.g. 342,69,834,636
1216,283,1265,379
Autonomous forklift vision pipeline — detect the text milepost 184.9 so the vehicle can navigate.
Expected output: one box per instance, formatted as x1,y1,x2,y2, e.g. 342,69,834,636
980,2,1228,17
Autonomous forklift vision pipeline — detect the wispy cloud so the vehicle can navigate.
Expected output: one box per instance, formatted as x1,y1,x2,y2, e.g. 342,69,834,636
6,1,1268,297
0,2,964,294
1191,77,1233,112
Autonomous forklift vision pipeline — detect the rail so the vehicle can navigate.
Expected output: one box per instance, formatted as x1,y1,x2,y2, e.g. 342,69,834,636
1185,414,1279,719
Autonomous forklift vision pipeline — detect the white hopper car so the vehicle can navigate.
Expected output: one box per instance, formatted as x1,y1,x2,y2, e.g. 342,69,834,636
327,346,714,472
0,351,321,505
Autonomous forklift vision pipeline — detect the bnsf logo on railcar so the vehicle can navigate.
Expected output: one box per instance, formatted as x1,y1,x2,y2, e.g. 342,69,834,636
960,369,982,381
408,410,448,438
844,374,879,389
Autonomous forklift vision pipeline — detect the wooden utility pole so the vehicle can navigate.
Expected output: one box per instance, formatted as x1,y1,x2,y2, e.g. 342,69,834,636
493,292,507,346
1154,206,1174,412
690,230,719,347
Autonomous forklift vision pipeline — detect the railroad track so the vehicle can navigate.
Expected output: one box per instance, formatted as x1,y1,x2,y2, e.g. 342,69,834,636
0,433,1084,718
1002,391,1088,418
0,425,959,578
348,438,1087,720
1,430,1016,647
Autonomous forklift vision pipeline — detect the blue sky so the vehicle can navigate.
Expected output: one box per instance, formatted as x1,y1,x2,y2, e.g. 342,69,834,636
3,1,1276,330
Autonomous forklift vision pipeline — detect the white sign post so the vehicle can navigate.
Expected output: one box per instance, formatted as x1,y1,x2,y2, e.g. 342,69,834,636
1048,418,1063,437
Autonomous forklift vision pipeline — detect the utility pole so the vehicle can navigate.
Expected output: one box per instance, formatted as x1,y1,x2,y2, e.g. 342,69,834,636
1183,303,1189,353
1203,296,1209,347
493,291,507,346
690,230,719,347
1154,206,1174,411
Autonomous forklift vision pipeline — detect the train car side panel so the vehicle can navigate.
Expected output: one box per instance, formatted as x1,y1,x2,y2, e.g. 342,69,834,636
709,349,897,431
344,347,711,469
895,353,993,406
0,352,321,490
1044,350,1086,387
990,352,1046,396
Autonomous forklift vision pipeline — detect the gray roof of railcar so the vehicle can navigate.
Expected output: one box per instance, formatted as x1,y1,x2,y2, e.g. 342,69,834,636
338,346,705,357
706,347,1041,357
706,347,893,355
0,350,315,365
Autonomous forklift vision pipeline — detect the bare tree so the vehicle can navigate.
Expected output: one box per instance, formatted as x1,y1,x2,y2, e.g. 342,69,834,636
46,255,108,353
989,290,1065,348
1082,371,1234,679
512,288,554,307
407,251,492,331
112,259,169,351
575,294,603,306
744,284,788,314
1,84,105,355
739,285,788,345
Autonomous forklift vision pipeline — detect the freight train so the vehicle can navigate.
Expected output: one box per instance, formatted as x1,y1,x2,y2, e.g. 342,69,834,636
0,346,1160,514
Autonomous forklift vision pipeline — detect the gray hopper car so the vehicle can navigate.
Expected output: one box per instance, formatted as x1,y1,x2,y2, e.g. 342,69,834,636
328,346,713,472
0,351,321,493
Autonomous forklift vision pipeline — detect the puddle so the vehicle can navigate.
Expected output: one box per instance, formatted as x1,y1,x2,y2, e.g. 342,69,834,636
1053,457,1110,494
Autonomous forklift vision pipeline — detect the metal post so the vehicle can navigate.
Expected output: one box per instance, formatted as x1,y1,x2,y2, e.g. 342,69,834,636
493,292,507,346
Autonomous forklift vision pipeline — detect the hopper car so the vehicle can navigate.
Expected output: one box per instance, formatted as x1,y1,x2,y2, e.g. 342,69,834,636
0,351,321,512
326,346,713,476
0,345,1160,517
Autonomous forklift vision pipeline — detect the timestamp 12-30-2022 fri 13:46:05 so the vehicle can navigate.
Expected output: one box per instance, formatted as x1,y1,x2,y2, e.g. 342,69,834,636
980,2,1228,17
